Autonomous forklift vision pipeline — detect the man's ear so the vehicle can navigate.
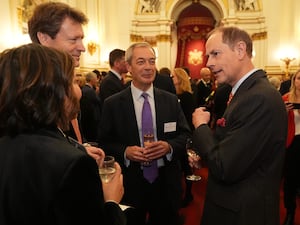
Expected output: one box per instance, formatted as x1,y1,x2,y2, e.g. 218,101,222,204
235,41,247,59
37,32,51,45
125,62,131,73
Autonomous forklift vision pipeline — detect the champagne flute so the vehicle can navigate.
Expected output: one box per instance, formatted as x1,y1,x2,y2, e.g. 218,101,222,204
98,155,116,183
186,138,202,181
142,133,154,167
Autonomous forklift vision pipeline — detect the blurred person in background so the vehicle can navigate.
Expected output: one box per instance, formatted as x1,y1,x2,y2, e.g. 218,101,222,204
282,70,300,225
172,67,196,207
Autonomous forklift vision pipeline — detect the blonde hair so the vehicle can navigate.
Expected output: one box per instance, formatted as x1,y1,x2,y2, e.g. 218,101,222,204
173,68,193,95
289,69,300,102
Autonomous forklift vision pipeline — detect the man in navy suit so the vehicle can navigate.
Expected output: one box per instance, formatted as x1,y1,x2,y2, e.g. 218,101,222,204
99,42,191,225
191,26,287,225
99,49,127,106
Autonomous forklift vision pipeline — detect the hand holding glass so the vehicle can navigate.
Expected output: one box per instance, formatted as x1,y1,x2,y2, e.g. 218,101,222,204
186,139,201,181
142,133,154,167
99,156,116,183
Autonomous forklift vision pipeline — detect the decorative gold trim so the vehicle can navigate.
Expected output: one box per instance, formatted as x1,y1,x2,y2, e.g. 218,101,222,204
130,34,144,42
178,17,215,27
156,34,171,42
251,31,267,40
87,41,98,56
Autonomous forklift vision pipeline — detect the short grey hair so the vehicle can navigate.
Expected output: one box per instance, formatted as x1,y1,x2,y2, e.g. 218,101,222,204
125,42,156,65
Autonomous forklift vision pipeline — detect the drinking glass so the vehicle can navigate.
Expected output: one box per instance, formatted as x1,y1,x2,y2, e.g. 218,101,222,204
98,155,116,183
142,133,154,167
186,138,201,181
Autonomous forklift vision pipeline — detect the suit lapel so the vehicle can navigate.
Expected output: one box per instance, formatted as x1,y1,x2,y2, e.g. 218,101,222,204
153,88,166,139
120,87,141,144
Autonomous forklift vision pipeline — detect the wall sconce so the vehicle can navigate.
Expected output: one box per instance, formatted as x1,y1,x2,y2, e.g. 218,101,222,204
87,41,98,56
281,57,295,80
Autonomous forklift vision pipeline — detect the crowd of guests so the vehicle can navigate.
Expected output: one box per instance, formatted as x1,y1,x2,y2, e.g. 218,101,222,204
0,2,299,225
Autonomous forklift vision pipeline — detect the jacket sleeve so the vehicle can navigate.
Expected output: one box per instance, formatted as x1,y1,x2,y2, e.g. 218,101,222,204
53,154,126,225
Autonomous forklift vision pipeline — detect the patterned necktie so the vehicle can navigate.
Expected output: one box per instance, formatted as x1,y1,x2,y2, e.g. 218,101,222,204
141,92,158,183
227,92,234,105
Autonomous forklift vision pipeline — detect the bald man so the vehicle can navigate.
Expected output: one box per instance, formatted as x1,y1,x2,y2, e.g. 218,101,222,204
197,67,213,106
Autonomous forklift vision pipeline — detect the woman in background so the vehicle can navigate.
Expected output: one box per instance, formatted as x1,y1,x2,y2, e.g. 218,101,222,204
282,70,300,225
0,43,125,225
172,67,196,207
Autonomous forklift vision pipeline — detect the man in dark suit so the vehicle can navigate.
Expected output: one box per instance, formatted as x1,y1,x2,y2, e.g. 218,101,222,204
191,26,287,225
99,42,191,225
99,49,127,106
80,71,102,142
153,70,176,94
279,79,291,95
197,67,213,106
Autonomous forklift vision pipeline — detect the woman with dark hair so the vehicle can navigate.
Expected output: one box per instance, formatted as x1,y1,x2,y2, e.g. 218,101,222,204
0,43,126,225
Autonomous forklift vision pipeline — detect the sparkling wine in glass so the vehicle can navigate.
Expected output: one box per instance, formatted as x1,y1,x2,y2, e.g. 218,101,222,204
99,156,116,183
142,133,154,167
186,138,201,181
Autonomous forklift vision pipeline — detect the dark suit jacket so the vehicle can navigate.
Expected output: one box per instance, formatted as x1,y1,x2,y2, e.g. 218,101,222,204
177,91,196,131
213,83,231,119
193,70,287,225
153,73,176,94
197,80,213,106
0,128,125,225
279,79,291,96
80,84,101,142
99,71,124,106
99,86,191,210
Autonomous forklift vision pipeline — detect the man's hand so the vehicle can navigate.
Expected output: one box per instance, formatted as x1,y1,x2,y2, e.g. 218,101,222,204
192,107,211,128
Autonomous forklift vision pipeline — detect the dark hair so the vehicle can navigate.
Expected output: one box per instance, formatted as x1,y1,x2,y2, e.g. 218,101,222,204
159,67,171,76
28,2,88,44
208,26,253,58
0,43,78,136
109,49,125,67
92,69,101,77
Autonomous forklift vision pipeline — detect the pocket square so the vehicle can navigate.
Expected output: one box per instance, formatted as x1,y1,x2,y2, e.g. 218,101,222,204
216,118,226,127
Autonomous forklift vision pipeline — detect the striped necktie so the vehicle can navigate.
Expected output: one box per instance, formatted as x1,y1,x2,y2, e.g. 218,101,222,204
227,92,234,105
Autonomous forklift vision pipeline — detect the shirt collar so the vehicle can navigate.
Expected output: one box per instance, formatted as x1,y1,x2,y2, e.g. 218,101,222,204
131,83,154,101
231,68,258,95
110,69,122,80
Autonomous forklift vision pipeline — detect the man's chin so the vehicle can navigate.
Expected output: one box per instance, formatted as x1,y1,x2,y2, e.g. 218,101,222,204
216,77,226,84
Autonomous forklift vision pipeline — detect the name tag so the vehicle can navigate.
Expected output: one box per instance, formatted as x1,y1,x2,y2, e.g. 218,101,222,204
164,122,176,133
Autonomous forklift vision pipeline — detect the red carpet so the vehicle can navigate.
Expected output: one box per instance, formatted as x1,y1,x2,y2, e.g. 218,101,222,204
180,167,300,225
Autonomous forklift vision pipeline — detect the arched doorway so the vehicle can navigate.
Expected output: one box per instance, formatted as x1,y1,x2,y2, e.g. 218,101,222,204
174,2,215,79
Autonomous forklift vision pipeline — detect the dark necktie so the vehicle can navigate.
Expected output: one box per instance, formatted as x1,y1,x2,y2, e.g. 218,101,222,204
141,92,158,183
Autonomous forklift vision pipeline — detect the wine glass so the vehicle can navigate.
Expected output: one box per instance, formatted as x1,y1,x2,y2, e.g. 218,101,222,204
186,138,201,181
98,155,116,183
142,133,154,167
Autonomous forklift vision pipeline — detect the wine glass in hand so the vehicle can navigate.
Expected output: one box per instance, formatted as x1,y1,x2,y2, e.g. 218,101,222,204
99,156,116,183
186,138,201,181
142,133,154,167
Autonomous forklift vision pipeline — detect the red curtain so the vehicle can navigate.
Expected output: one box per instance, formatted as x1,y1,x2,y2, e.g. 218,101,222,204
175,3,215,79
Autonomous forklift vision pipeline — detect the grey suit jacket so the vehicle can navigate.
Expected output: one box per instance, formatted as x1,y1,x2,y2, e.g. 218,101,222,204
99,86,191,209
193,70,287,225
